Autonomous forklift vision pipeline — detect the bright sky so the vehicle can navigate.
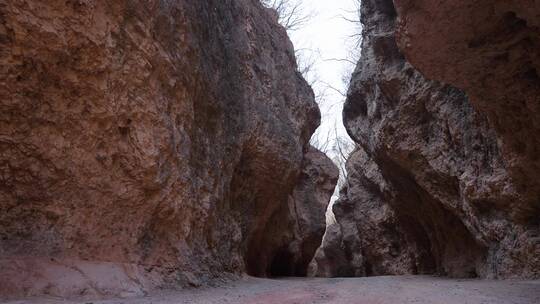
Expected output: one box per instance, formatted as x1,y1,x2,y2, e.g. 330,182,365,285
286,0,361,204
288,0,359,154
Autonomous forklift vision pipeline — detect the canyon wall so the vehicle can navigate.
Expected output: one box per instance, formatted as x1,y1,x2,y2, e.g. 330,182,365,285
269,147,339,277
0,0,337,299
313,0,539,279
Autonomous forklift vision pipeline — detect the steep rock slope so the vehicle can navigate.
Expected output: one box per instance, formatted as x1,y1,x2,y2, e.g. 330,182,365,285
313,0,539,279
394,0,540,225
310,147,422,277
0,0,336,298
267,147,339,277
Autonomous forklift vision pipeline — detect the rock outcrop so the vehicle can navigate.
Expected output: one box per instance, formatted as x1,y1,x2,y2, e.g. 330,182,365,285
313,0,540,279
308,210,353,278
267,147,339,277
394,0,540,224
0,0,337,299
310,147,423,278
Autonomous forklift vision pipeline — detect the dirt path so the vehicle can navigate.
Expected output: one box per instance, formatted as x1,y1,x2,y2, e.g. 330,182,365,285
4,276,540,304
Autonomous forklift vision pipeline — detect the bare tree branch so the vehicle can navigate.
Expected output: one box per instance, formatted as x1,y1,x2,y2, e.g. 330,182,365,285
261,0,314,32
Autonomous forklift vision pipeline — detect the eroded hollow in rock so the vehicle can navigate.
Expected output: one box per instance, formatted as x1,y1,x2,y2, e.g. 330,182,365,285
241,147,339,279
244,228,319,278
268,248,296,277
380,158,488,277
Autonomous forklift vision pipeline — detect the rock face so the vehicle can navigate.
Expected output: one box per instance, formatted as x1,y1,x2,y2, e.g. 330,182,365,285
308,211,353,278
0,0,337,299
394,0,540,224
313,0,540,279
268,147,339,277
310,148,423,278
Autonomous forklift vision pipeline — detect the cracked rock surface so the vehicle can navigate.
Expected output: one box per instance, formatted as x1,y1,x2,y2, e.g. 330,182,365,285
0,0,337,299
312,0,540,279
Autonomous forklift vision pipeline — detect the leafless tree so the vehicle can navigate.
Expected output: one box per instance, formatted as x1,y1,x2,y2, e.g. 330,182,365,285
325,0,363,90
262,0,357,194
336,0,363,45
310,125,333,154
295,47,320,85
330,122,355,190
260,0,314,32
310,121,354,192
261,0,320,90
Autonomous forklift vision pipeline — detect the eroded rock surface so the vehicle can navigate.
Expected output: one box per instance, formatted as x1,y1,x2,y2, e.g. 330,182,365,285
0,0,336,299
308,212,352,278
395,0,540,224
313,0,540,279
266,147,339,277
310,148,424,278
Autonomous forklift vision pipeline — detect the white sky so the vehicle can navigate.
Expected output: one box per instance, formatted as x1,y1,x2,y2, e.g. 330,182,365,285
288,0,359,153
286,0,361,204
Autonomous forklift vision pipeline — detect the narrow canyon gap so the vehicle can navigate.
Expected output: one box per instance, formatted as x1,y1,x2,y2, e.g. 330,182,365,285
0,0,539,302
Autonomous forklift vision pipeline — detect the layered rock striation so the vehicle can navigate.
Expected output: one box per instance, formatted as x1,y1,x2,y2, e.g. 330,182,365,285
313,0,539,279
0,0,337,298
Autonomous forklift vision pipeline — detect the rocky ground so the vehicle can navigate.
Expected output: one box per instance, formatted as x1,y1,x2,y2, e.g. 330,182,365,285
4,276,539,304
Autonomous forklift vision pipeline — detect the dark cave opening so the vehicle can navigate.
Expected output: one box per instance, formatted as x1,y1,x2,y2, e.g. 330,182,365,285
268,248,296,277
376,156,488,277
245,245,314,278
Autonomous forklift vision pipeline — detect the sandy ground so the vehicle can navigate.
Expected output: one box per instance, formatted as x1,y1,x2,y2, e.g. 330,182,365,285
3,276,540,304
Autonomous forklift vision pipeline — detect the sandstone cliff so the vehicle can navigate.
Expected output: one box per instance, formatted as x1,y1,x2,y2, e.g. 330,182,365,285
0,0,337,298
313,0,540,279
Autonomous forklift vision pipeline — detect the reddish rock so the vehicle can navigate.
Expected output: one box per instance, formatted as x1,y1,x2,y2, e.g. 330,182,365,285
284,147,339,277
308,206,359,278
395,0,540,223
0,0,335,299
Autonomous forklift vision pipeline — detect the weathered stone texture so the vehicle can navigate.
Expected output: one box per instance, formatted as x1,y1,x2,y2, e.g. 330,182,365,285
0,0,336,298
313,0,539,279
267,147,339,277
